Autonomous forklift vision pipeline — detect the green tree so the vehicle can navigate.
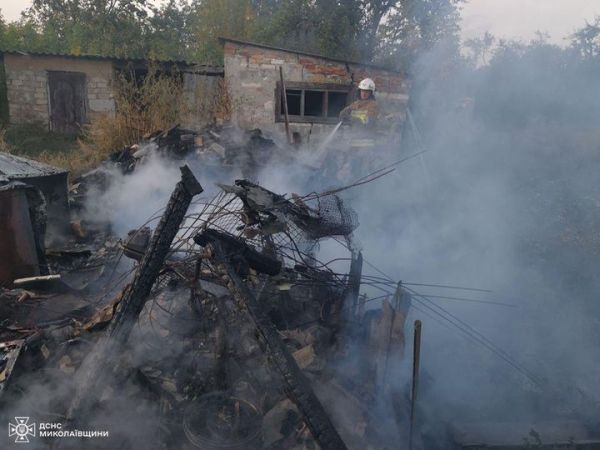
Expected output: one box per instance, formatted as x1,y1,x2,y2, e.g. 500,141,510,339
147,0,193,60
464,31,495,67
1,0,463,68
0,11,51,53
24,0,151,57
254,0,461,65
377,0,464,70
188,0,257,64
254,0,387,61
571,17,600,59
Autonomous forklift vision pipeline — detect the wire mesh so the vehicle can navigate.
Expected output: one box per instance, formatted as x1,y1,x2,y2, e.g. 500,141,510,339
173,183,358,270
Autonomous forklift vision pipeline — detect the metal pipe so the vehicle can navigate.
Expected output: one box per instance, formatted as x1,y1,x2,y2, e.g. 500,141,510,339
279,66,292,145
409,320,422,450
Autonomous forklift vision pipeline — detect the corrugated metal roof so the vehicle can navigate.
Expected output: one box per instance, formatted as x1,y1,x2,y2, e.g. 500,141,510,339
0,152,67,179
219,37,405,75
1,49,190,65
0,50,224,73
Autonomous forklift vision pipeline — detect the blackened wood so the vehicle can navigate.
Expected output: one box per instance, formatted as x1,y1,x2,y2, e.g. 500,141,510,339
194,229,281,276
67,165,202,419
210,237,348,450
106,165,202,343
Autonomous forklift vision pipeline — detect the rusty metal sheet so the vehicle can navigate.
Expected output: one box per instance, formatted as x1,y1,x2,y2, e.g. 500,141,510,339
0,187,40,287
0,151,67,178
0,152,70,238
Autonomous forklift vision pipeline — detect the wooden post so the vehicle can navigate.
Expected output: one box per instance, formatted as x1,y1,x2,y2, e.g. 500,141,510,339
279,66,292,145
409,320,422,450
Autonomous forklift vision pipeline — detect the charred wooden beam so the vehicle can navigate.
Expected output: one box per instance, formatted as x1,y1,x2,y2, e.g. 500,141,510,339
67,165,202,419
194,228,281,276
205,234,347,450
107,166,202,342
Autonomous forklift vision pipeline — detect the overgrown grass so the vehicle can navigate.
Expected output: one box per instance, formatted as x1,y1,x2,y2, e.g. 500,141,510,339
0,56,9,126
0,122,81,172
2,123,78,156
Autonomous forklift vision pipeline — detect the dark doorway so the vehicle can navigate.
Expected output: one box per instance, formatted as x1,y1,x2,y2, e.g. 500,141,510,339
48,71,87,134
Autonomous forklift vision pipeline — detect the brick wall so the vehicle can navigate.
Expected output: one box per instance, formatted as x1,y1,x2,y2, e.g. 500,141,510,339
223,40,410,143
4,54,115,128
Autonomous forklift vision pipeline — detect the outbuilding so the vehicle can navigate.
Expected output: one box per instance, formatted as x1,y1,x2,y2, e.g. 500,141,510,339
0,51,223,133
1,40,409,143
221,37,410,142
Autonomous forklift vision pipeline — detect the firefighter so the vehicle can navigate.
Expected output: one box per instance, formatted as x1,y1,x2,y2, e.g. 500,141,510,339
339,78,379,129
329,78,380,181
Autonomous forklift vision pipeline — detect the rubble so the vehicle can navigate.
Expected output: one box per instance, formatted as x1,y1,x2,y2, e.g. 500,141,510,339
3,133,595,448
0,340,24,396
16,125,592,450
0,128,418,450
68,165,204,419
70,124,281,212
208,232,346,449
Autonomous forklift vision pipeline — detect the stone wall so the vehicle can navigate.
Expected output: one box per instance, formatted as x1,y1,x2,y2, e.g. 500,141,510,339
4,54,115,127
223,40,410,144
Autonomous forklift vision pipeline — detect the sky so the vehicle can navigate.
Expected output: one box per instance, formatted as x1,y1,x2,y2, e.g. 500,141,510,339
1,0,599,46
460,0,600,45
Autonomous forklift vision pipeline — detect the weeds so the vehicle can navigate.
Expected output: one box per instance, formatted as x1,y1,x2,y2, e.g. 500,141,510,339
0,122,80,171
0,128,9,153
191,77,233,124
80,65,187,160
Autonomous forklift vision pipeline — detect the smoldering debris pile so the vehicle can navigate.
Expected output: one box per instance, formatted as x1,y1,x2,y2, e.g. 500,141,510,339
73,124,278,192
68,125,285,227
3,124,600,449
0,138,415,450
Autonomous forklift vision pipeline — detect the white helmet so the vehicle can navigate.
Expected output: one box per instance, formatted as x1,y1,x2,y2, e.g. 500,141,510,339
358,78,375,92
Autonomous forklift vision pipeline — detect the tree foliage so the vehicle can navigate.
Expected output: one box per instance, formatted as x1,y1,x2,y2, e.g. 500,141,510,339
0,0,463,67
188,0,257,64
25,0,151,56
571,16,600,60
253,0,365,61
147,0,194,61
377,0,463,70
